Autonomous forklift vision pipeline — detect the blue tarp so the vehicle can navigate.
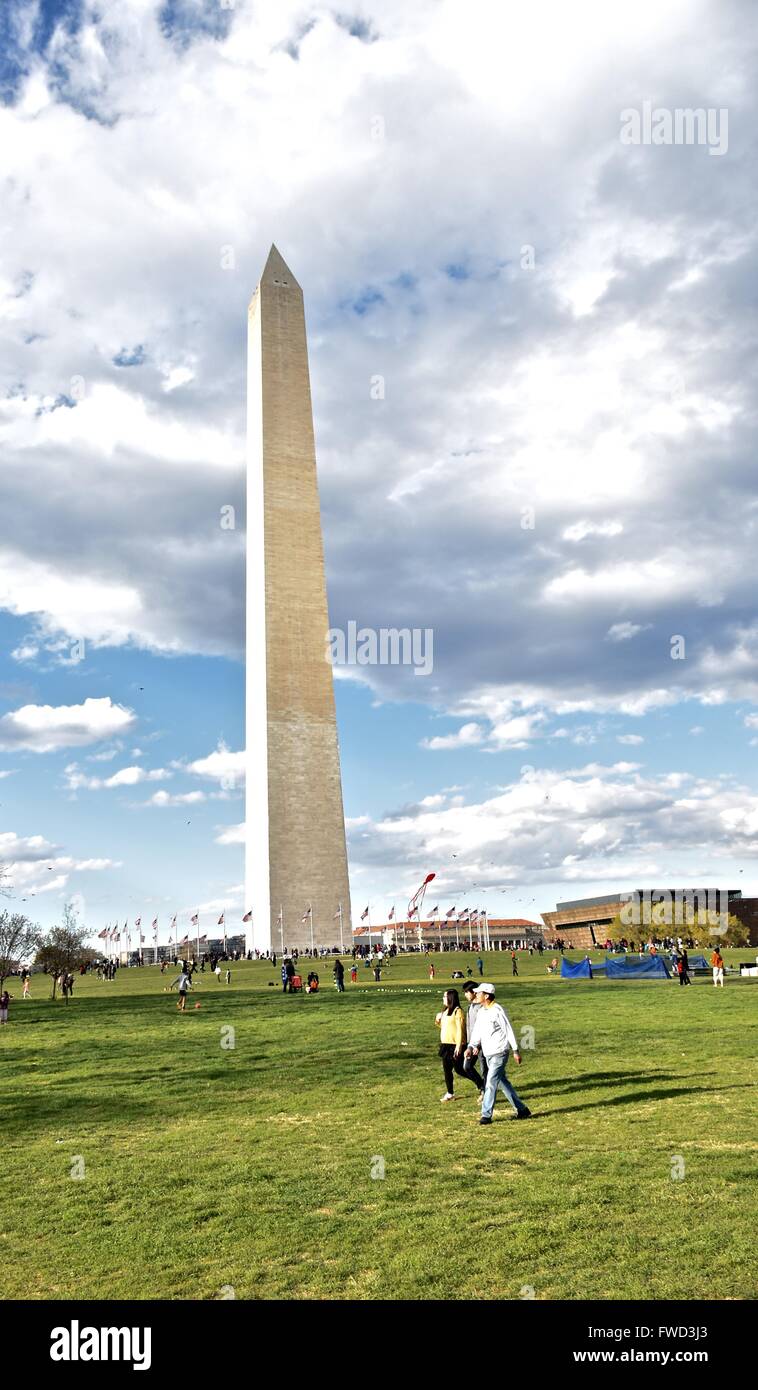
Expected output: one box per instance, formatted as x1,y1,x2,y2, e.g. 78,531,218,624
561,957,593,978
669,953,708,970
605,954,670,978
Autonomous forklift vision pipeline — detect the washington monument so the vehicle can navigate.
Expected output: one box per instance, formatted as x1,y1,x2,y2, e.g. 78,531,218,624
245,245,352,954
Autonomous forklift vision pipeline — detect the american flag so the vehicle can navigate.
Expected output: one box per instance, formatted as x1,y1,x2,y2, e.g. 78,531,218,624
191,913,199,926
217,913,225,926
242,910,252,923
429,905,439,916
135,917,141,928
333,907,341,919
170,914,177,927
446,906,456,918
276,909,283,924
98,928,108,939
408,907,418,920
151,918,158,930
458,909,469,921
388,906,395,921
360,906,369,921
302,905,311,922
470,909,479,924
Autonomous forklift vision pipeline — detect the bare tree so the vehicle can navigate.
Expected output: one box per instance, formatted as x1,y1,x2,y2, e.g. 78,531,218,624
0,910,42,988
36,902,90,999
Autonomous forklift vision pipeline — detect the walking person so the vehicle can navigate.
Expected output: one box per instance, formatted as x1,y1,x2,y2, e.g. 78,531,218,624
171,969,191,1012
333,958,345,993
350,964,358,984
225,968,231,984
678,950,691,987
461,981,488,1089
0,989,11,1024
428,961,436,981
435,988,484,1103
476,957,484,978
22,974,31,999
465,983,531,1125
511,950,519,977
710,947,725,988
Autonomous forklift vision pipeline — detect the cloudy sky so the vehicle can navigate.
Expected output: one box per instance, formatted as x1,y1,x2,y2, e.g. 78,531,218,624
1,0,757,940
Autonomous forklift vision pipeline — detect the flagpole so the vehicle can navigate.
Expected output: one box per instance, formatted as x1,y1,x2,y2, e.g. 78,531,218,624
468,910,473,952
309,903,315,956
196,914,200,962
338,903,344,954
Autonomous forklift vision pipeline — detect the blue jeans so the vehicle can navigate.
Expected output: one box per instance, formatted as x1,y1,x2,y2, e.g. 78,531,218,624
481,1050,528,1120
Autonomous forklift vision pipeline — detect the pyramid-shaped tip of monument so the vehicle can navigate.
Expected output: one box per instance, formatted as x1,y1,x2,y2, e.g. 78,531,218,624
259,244,301,290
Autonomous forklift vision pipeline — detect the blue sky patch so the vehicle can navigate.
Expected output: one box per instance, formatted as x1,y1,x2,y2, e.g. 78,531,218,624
113,345,147,368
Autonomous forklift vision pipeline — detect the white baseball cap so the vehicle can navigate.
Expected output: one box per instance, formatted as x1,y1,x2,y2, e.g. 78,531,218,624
476,981,496,996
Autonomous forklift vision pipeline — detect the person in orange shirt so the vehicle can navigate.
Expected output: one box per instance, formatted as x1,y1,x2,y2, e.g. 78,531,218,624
710,948,725,988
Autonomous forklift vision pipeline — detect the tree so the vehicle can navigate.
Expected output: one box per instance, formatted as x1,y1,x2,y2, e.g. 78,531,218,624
0,910,42,988
36,902,90,999
689,912,749,949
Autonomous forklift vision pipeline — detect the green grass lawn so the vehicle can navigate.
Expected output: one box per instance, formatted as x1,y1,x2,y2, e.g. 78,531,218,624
2,949,756,1301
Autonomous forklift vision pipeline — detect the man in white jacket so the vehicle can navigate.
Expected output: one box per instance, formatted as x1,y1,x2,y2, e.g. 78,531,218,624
465,982,532,1125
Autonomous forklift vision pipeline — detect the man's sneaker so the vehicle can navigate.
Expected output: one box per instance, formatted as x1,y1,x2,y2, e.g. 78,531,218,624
514,1108,532,1119
479,1117,492,1125
440,1092,456,1102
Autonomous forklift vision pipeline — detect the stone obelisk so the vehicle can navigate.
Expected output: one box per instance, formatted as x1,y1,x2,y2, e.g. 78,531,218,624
245,245,352,954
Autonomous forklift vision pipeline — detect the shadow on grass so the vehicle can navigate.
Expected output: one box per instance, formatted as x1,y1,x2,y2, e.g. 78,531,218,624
523,1070,697,1092
550,1082,753,1115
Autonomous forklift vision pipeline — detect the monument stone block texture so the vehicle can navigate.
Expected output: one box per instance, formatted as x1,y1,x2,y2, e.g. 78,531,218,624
245,246,352,952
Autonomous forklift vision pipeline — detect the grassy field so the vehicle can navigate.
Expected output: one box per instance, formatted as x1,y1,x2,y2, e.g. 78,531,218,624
1,949,756,1301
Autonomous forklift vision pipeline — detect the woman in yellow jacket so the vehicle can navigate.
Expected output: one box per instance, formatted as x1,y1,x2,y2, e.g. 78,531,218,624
434,988,484,1102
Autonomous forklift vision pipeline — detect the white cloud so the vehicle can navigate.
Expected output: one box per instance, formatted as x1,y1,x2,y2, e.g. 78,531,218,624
0,697,136,752
0,828,119,897
63,763,170,790
10,642,39,663
187,742,245,787
148,790,206,807
563,520,623,542
347,759,758,901
488,714,546,749
161,365,196,393
422,722,483,751
215,822,246,845
617,734,644,745
0,0,753,730
606,622,647,643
